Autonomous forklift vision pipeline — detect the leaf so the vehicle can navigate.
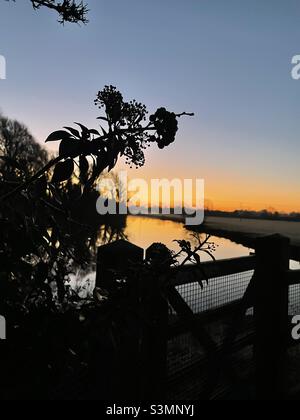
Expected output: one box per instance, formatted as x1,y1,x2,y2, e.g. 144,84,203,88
89,138,103,155
48,184,63,205
34,175,48,196
100,126,108,136
74,122,89,134
51,159,74,183
79,155,89,176
196,266,209,287
89,129,100,136
59,138,80,158
92,156,106,179
45,130,71,143
64,127,80,138
194,253,201,265
108,157,117,172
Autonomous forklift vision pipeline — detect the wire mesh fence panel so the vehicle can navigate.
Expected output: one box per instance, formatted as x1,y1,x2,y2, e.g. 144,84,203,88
174,270,254,314
287,344,300,395
167,331,206,377
166,269,256,399
287,284,300,397
166,325,256,400
289,283,300,316
165,242,300,399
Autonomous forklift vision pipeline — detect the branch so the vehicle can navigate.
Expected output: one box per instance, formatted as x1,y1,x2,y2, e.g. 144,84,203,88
176,112,195,118
0,156,61,202
8,0,89,24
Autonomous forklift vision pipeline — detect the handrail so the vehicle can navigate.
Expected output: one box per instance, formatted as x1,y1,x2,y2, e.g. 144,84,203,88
170,255,256,287
287,269,300,285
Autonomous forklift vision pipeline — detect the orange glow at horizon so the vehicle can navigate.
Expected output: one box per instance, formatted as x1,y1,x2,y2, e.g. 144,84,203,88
115,162,300,214
45,142,300,214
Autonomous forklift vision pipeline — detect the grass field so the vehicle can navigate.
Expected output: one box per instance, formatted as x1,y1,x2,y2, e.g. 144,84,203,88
198,216,300,249
140,214,300,247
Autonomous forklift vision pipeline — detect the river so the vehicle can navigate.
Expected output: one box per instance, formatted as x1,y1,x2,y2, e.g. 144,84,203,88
125,216,252,261
70,216,255,298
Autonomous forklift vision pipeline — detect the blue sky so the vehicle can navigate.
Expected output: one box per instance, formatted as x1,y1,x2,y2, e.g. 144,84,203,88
1,0,300,210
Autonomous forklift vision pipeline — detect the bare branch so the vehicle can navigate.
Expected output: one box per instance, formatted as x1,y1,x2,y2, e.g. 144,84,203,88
176,112,195,118
7,0,89,24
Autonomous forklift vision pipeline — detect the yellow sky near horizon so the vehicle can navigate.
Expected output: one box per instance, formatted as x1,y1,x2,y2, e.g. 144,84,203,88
44,140,300,214
112,161,300,214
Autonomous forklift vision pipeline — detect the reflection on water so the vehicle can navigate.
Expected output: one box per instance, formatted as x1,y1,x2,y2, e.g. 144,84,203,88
70,216,254,297
127,217,300,269
71,216,300,317
69,217,127,298
70,215,300,309
125,216,252,261
126,217,255,313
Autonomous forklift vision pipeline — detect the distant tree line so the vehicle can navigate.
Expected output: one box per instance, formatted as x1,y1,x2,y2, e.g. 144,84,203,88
205,209,300,222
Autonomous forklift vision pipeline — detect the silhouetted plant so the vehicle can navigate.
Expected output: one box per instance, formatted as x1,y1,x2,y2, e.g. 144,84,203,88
146,233,217,270
0,83,194,303
0,88,194,400
175,232,217,265
7,0,89,24
0,114,128,307
1,85,193,201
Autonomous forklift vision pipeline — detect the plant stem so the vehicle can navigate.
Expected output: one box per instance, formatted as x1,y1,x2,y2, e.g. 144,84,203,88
0,156,61,202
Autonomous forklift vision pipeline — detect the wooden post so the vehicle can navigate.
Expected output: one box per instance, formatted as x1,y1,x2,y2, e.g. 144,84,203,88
96,239,144,291
254,234,290,400
96,240,169,400
139,246,169,400
95,240,144,399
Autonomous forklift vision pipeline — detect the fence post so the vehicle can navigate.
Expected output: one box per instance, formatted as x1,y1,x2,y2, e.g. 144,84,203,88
139,246,169,400
254,234,290,400
96,239,144,291
95,240,144,399
96,240,169,400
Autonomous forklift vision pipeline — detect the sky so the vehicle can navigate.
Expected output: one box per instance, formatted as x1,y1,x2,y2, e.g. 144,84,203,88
1,0,300,211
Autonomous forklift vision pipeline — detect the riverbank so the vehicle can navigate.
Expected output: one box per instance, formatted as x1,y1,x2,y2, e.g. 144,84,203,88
200,216,300,246
137,214,300,259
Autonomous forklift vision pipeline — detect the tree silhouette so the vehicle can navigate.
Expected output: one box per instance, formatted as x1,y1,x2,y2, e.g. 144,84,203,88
0,115,48,179
7,0,89,24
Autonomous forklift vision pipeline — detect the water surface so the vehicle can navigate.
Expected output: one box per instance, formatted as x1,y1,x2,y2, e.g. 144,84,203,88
125,216,252,260
71,216,253,297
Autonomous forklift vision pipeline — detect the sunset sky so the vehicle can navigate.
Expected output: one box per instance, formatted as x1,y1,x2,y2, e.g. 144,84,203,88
1,0,300,211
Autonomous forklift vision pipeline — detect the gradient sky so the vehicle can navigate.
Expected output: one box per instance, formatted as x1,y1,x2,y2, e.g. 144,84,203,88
1,0,300,211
